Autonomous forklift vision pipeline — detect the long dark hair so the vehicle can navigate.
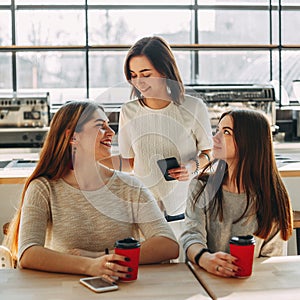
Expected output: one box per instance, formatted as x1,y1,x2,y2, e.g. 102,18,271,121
193,109,293,241
3,101,104,261
124,36,185,104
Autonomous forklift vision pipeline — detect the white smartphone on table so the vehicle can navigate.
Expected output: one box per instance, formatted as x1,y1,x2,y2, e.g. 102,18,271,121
79,276,118,293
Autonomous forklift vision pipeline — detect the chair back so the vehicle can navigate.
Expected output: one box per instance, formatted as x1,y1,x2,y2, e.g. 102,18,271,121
0,245,14,269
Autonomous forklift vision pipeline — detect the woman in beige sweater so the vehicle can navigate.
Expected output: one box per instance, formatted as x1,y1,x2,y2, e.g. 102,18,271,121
4,101,179,283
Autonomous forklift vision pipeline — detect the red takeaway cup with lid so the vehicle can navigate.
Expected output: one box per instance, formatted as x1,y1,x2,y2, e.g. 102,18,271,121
114,237,141,281
229,235,256,278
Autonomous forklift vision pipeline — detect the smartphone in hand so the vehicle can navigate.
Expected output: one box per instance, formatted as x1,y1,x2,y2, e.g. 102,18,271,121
79,277,118,293
157,157,180,181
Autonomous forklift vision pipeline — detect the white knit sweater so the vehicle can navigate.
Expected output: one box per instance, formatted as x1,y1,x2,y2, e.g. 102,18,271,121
118,95,213,215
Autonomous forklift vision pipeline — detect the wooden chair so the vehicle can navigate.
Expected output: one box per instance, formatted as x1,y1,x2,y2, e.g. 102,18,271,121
0,245,13,269
1,223,16,269
293,211,300,255
3,222,9,236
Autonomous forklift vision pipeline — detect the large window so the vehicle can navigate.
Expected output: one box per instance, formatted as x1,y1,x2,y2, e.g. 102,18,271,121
0,1,300,106
88,9,191,45
16,10,86,46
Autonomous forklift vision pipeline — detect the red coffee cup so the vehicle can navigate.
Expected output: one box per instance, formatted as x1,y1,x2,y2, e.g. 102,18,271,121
229,235,255,277
114,237,141,282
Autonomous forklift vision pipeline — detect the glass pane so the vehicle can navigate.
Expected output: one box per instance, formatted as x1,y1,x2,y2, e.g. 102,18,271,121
272,10,279,45
0,0,10,4
0,53,12,90
15,0,85,4
198,10,270,44
17,52,86,105
88,0,192,4
214,1,269,2
16,10,85,45
88,0,268,4
282,51,300,101
89,83,131,106
0,11,11,46
89,51,137,105
282,11,300,44
281,0,300,3
89,10,191,45
196,50,272,85
173,51,192,84
89,51,126,89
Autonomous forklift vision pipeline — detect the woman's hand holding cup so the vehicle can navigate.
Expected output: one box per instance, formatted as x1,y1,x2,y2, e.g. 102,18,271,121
199,251,239,278
87,253,132,283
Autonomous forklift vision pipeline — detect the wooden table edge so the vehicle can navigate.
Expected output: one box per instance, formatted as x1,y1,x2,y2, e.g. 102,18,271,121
187,261,215,300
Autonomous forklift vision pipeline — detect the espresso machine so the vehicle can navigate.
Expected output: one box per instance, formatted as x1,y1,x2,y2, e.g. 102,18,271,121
185,84,276,133
0,92,50,147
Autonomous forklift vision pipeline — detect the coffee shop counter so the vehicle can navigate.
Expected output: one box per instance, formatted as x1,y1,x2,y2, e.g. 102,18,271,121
273,142,300,177
1,142,300,184
0,148,40,184
0,145,122,184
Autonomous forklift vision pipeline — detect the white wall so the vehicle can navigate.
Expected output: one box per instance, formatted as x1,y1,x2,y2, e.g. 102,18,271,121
282,176,300,255
282,177,300,211
0,184,23,243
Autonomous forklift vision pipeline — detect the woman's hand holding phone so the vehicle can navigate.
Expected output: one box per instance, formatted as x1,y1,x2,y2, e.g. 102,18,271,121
167,165,190,181
157,157,190,181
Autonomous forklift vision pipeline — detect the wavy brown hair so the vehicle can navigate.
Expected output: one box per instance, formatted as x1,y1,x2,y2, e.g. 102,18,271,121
3,101,104,261
193,109,293,241
124,36,185,105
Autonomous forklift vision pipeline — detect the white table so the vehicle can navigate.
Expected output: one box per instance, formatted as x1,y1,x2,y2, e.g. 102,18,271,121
188,256,300,299
0,263,209,300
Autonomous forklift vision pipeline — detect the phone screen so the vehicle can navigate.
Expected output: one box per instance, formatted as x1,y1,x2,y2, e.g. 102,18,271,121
83,278,114,288
157,157,180,181
80,277,118,293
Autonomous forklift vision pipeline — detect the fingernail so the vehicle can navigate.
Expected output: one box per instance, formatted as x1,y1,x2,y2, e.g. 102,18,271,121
128,267,133,272
125,257,130,262
126,274,132,278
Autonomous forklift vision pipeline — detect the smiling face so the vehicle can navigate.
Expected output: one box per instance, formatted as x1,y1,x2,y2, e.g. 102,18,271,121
129,55,168,99
213,114,237,164
74,108,115,161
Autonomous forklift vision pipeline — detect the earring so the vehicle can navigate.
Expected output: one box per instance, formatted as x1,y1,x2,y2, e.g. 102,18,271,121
69,146,77,170
70,137,76,144
71,146,77,170
166,85,171,95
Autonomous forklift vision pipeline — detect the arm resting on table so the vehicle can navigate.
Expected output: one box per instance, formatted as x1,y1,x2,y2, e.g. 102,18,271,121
139,236,179,264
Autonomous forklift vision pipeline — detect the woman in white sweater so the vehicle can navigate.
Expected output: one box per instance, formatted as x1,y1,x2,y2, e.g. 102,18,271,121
180,109,293,277
3,101,179,282
113,36,213,219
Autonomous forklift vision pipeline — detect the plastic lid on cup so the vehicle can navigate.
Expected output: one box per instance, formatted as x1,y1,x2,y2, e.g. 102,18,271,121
114,237,141,249
229,235,256,246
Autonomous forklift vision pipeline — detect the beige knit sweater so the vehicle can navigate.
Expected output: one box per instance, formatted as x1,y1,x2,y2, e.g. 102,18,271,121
18,171,176,260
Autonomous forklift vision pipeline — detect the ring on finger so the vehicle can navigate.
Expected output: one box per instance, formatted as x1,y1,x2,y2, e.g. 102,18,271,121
105,261,112,270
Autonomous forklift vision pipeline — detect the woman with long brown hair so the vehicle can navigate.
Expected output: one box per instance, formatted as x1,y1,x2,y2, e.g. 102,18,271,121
180,109,293,277
117,36,213,219
3,101,178,281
